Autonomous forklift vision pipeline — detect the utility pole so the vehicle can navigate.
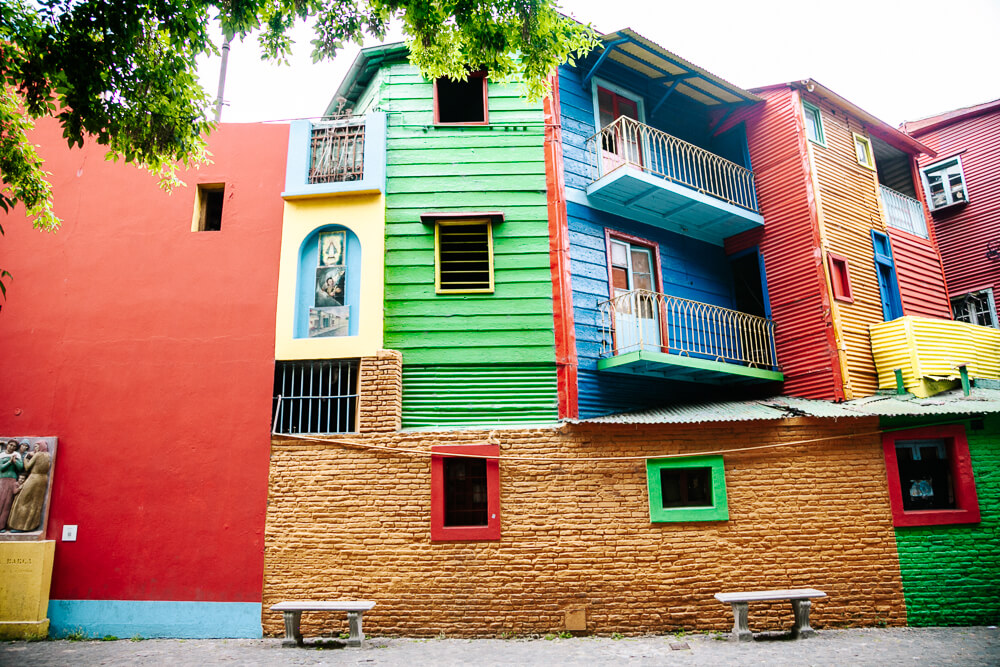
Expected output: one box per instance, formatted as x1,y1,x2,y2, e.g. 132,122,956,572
214,37,233,122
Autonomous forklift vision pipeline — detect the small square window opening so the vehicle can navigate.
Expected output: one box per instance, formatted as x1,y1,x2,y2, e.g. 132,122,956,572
434,72,488,125
195,184,225,231
443,457,489,527
646,455,728,523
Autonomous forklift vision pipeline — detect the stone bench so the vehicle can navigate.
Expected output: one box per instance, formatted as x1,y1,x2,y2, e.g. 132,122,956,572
270,600,376,648
714,588,826,641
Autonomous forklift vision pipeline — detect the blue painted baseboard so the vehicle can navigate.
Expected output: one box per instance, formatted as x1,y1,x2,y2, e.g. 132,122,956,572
47,600,262,639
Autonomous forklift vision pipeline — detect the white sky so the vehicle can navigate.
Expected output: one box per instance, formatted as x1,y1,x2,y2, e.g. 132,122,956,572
198,0,1000,128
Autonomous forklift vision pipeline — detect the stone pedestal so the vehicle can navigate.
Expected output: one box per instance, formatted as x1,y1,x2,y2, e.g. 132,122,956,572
0,541,56,639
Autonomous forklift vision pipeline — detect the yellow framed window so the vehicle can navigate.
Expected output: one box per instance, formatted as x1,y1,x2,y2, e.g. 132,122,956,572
435,218,494,294
853,133,875,170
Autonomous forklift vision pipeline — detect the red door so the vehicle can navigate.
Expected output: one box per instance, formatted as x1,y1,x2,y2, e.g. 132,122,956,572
598,87,641,174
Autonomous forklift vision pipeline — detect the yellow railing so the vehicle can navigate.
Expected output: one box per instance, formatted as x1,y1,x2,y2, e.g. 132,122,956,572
599,289,778,369
588,116,759,212
870,316,1000,397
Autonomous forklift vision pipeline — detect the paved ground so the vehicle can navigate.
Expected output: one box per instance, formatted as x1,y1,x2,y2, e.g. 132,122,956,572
2,627,998,666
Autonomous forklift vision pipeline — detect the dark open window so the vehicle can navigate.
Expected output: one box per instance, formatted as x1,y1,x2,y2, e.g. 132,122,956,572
894,439,955,511
434,72,488,124
197,184,225,231
660,467,713,508
443,458,489,526
431,444,501,541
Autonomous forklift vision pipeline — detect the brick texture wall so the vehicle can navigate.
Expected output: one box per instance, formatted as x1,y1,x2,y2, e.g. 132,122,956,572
357,350,402,433
263,417,907,637
891,414,1000,626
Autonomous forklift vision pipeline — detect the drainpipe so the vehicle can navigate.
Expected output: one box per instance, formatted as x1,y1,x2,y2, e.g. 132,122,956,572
214,37,233,122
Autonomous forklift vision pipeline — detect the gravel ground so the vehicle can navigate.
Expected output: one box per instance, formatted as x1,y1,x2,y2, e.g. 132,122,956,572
1,627,998,666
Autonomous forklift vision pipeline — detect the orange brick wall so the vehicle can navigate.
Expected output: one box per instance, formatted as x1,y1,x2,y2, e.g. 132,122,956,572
357,349,403,433
263,418,907,637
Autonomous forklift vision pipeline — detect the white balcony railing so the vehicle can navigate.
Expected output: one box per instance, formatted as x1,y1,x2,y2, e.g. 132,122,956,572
879,185,928,238
599,289,778,369
588,116,759,212
309,118,366,184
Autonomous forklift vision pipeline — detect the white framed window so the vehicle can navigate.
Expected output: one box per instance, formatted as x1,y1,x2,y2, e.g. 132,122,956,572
921,156,969,211
853,133,875,170
802,101,825,145
951,288,998,328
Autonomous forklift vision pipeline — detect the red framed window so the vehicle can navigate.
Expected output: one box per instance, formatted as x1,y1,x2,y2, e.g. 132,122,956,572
430,444,501,541
604,229,665,354
433,71,488,125
827,251,854,303
881,425,981,527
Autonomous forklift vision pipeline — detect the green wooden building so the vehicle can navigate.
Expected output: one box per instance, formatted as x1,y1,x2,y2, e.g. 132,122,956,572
330,44,558,428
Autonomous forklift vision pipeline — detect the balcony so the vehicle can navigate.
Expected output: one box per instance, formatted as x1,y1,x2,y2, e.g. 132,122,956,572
879,185,928,238
870,316,1000,397
598,290,783,384
586,117,764,245
283,113,386,199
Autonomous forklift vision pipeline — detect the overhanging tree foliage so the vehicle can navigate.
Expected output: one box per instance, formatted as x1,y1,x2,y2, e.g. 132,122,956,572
0,0,595,305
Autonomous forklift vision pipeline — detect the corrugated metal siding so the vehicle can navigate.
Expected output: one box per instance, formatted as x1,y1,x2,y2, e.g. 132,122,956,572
912,109,1000,317
870,317,1000,396
402,365,558,427
887,228,952,319
726,88,841,399
804,93,889,398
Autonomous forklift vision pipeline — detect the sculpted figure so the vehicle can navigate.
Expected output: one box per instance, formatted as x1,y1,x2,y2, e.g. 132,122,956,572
0,440,24,530
8,442,51,532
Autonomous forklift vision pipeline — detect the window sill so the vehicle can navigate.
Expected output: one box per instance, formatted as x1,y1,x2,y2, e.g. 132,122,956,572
893,507,981,528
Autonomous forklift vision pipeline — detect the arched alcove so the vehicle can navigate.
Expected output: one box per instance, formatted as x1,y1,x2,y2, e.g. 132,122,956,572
294,225,362,338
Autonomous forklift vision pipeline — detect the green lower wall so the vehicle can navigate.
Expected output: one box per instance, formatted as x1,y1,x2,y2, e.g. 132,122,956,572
887,414,1000,626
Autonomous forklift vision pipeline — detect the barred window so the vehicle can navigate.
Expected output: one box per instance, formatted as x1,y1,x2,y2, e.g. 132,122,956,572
309,120,365,184
435,219,494,293
272,360,358,434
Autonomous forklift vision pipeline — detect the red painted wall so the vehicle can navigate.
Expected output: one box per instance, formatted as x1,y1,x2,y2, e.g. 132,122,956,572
724,87,844,400
0,119,288,602
908,106,1000,318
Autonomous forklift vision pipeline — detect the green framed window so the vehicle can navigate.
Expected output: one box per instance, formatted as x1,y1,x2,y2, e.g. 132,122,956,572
802,101,825,145
645,455,729,522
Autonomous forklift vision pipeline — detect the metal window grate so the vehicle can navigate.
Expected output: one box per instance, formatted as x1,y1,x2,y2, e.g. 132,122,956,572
437,222,492,291
309,120,365,184
272,360,358,434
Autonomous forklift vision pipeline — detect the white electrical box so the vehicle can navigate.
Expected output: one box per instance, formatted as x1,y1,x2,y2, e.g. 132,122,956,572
62,525,78,541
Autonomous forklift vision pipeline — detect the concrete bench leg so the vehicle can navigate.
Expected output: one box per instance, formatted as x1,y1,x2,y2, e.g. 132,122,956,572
729,602,753,642
281,610,303,648
791,599,814,638
347,611,366,647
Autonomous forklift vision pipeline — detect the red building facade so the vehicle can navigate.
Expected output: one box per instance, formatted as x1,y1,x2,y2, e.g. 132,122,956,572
0,119,288,637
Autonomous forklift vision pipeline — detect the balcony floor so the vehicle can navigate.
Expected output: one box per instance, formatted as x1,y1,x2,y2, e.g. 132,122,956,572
586,166,764,246
598,349,783,385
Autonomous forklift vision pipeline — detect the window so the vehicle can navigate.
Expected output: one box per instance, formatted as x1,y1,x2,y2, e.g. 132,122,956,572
646,455,729,523
434,71,488,125
594,83,644,173
827,251,854,303
853,133,875,170
272,359,358,434
309,119,365,183
881,425,980,527
951,289,998,328
920,157,969,211
435,218,494,294
871,231,903,320
431,445,501,541
194,183,225,231
802,101,825,145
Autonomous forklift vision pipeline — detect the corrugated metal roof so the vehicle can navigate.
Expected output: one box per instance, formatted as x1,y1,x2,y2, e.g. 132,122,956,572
575,384,1000,424
594,29,760,107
